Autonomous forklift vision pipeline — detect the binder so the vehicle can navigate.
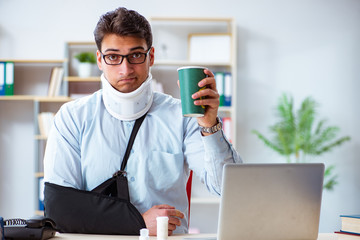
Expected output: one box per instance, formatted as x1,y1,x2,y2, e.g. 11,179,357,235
0,62,5,96
224,72,232,106
214,72,225,106
38,177,45,211
222,117,232,142
5,62,14,96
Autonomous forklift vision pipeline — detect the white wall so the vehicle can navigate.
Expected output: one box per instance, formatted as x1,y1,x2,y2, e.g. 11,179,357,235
1,0,359,233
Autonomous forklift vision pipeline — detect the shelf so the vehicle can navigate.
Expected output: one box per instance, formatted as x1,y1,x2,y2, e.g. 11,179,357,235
35,172,44,178
0,59,65,64
0,95,37,101
0,95,72,102
218,106,233,112
34,96,72,102
150,17,234,31
35,135,47,140
34,210,44,216
66,42,95,46
191,197,220,204
150,17,234,36
65,76,101,82
154,60,231,67
150,17,234,22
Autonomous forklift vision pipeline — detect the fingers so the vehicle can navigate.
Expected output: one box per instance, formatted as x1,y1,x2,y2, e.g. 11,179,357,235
168,215,182,236
199,69,216,89
157,207,184,231
144,204,184,236
143,204,184,235
192,69,219,106
151,205,184,219
153,204,176,210
192,88,220,108
192,88,219,101
168,209,185,219
193,69,220,128
167,210,184,228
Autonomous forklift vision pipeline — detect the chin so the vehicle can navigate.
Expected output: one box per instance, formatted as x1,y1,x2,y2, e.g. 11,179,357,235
117,86,139,93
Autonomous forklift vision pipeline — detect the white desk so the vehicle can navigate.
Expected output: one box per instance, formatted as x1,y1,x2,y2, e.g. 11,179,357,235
55,233,339,239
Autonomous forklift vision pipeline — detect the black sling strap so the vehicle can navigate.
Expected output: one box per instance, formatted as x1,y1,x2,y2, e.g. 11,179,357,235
91,113,147,200
121,112,147,171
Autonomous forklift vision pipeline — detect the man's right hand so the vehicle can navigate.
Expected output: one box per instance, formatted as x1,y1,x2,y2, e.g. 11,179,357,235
142,204,184,236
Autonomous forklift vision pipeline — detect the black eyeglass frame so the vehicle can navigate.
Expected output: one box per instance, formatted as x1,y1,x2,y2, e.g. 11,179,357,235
100,48,152,65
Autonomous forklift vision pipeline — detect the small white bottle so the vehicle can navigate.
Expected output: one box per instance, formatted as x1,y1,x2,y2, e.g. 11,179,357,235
156,216,169,240
139,228,149,240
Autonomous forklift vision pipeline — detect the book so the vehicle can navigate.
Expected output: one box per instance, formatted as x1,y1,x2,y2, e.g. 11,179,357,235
38,113,46,137
214,72,225,106
340,215,360,235
48,67,64,97
5,62,14,96
0,62,5,96
224,72,232,106
47,67,58,96
54,67,64,96
52,67,64,96
335,231,360,239
38,112,55,137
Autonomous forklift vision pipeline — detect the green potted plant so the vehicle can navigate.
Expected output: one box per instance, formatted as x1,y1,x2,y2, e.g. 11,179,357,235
252,93,351,190
74,52,97,77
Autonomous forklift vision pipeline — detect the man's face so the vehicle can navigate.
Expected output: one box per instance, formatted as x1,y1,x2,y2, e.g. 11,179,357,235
97,34,154,93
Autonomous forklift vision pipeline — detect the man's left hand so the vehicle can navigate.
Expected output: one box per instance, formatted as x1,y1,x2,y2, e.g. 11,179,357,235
191,69,220,135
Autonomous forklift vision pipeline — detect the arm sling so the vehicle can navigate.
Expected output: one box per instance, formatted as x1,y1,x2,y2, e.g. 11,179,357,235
44,113,147,235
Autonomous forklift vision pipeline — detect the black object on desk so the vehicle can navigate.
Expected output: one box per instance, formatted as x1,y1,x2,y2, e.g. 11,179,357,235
3,216,57,240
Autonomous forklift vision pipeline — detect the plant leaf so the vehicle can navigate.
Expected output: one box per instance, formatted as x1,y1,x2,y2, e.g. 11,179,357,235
315,136,351,155
251,130,286,156
323,165,338,190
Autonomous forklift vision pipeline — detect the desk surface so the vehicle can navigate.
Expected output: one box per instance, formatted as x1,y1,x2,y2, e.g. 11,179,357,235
55,233,341,239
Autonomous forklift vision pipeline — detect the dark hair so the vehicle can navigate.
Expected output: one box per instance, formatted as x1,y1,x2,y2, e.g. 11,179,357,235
94,7,152,51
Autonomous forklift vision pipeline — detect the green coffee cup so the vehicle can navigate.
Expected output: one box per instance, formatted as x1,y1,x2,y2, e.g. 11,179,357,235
177,66,207,117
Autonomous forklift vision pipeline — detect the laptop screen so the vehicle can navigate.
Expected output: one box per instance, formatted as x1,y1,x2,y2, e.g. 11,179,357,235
217,163,324,240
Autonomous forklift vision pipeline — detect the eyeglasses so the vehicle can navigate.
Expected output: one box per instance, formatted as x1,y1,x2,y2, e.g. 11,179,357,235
100,48,151,65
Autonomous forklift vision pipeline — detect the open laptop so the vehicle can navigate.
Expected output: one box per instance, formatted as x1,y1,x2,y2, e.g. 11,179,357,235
185,163,324,240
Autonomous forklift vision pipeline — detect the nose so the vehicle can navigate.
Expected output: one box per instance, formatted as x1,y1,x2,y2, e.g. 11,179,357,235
117,57,134,75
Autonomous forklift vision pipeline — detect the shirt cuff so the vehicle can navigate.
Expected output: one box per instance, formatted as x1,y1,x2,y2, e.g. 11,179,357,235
201,130,229,154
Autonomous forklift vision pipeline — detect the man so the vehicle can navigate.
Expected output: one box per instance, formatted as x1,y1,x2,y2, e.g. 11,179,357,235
44,7,241,235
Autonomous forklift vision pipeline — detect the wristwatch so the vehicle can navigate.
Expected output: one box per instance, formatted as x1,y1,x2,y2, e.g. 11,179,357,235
199,117,222,134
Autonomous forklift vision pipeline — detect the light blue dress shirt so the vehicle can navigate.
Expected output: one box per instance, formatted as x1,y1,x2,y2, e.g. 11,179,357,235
44,90,241,233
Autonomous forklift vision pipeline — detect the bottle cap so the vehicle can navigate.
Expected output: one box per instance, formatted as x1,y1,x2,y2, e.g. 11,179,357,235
139,228,149,240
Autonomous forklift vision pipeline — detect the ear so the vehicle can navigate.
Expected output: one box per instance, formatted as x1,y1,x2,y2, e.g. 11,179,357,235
149,47,155,67
96,50,103,71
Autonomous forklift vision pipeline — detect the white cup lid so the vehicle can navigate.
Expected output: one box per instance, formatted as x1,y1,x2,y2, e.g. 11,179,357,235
177,66,207,71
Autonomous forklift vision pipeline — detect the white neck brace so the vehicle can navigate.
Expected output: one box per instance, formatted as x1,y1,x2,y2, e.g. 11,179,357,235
101,73,153,121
